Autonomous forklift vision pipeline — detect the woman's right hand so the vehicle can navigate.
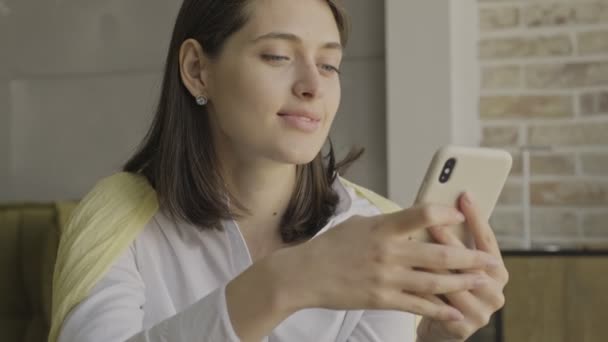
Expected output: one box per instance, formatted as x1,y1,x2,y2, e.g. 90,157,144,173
272,205,501,321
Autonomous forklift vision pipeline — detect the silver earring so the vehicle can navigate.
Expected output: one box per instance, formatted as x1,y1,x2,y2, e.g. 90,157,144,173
195,95,208,106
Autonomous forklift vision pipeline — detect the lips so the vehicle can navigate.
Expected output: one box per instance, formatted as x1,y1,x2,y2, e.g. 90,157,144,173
278,111,322,133
277,111,321,122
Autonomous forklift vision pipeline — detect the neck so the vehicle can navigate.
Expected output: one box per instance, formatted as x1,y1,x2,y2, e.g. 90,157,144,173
222,158,297,229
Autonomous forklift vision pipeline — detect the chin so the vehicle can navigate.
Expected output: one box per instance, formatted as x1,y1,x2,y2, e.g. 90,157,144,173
272,145,322,166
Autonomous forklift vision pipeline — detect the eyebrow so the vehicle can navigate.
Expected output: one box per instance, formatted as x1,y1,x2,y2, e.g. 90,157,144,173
251,32,343,51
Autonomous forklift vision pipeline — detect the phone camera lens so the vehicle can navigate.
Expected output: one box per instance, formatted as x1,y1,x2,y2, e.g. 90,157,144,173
439,158,457,184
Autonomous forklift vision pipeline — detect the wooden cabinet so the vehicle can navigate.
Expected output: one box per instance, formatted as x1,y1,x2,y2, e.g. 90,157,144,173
502,255,608,342
564,258,608,341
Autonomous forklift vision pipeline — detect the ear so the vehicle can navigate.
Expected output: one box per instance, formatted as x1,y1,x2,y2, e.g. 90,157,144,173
179,38,211,101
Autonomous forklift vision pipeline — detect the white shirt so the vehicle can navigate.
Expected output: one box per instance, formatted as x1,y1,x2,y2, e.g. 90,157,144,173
58,178,416,342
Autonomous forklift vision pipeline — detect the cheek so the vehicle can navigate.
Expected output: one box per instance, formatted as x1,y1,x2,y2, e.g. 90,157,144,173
324,81,341,125
211,63,286,133
225,62,286,110
234,69,279,107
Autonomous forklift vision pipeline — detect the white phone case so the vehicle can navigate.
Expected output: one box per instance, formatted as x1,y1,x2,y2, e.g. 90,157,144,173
411,145,513,244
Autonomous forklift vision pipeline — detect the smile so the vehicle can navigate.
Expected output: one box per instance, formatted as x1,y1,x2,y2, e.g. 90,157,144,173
278,112,322,133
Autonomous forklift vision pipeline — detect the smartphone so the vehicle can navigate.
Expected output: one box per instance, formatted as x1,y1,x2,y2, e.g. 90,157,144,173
410,145,513,245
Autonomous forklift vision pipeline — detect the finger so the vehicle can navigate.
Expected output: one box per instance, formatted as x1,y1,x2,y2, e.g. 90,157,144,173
392,290,464,321
401,241,501,271
429,225,466,248
447,291,487,326
393,268,489,295
381,205,466,236
459,192,501,257
444,280,504,328
420,293,447,306
417,294,475,340
432,290,482,339
459,193,510,281
469,279,506,313
428,226,486,275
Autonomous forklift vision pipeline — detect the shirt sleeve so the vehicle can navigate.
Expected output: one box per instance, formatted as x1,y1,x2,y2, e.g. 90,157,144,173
57,243,240,342
348,310,417,342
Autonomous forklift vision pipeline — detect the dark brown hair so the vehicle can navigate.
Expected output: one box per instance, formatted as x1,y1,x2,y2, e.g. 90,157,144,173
124,0,362,243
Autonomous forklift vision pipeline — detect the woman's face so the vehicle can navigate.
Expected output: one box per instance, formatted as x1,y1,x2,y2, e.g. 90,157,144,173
204,0,343,166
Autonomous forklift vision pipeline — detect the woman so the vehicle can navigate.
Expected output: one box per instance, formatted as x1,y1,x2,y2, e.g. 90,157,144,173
50,0,508,341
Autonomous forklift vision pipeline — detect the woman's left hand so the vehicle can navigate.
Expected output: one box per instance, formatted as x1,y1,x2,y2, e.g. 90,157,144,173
416,192,509,342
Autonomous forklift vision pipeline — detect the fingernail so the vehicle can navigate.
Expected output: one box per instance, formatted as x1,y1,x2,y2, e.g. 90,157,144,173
447,308,465,321
473,276,488,288
431,226,444,233
455,212,466,221
486,256,502,268
463,192,472,206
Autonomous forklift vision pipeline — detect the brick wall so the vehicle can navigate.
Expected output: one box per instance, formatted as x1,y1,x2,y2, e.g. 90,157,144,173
478,0,608,250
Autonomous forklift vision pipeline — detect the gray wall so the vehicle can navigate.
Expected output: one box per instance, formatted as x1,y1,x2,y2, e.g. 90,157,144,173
0,0,387,202
333,1,387,195
0,81,9,202
1,9,11,202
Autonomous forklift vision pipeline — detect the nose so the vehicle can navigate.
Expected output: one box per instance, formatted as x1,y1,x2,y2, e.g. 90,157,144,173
292,62,323,101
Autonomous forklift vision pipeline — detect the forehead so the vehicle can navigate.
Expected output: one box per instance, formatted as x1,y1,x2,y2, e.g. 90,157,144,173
241,0,341,43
